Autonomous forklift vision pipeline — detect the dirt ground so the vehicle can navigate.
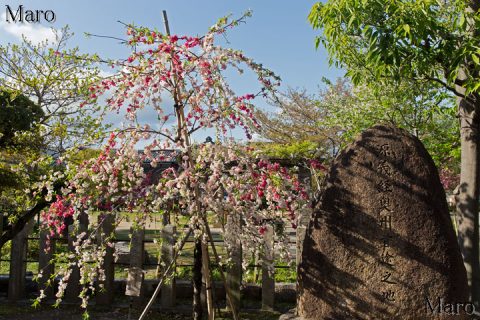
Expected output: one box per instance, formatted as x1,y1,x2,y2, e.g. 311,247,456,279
0,304,281,320
0,308,187,320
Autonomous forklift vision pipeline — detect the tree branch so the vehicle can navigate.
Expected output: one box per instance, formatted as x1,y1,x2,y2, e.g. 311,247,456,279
0,198,51,248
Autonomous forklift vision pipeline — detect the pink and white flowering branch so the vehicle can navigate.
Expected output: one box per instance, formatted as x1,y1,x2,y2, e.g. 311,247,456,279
35,12,307,310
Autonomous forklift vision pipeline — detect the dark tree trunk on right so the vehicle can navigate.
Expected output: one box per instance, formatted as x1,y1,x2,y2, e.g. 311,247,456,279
455,65,480,305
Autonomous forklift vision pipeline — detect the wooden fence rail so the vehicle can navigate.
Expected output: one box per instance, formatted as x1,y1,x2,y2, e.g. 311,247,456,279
2,168,313,309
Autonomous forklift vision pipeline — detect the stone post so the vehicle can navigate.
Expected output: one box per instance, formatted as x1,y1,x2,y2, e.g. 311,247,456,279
65,212,88,302
38,229,55,300
225,213,242,312
296,166,312,266
8,219,34,301
96,214,115,305
161,224,175,308
129,227,145,306
262,224,275,311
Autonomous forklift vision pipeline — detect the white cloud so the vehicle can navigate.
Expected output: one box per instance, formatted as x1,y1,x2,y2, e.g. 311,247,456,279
0,13,57,44
98,69,115,78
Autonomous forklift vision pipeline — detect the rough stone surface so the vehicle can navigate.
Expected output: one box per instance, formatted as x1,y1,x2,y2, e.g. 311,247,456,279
279,309,304,320
114,241,150,264
297,125,469,319
114,241,131,264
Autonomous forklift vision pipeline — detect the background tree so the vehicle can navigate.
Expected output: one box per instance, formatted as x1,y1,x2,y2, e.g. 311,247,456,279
0,90,43,149
0,26,106,156
255,79,354,160
331,79,459,170
0,89,43,191
309,0,480,302
0,27,107,249
0,89,50,248
256,78,459,173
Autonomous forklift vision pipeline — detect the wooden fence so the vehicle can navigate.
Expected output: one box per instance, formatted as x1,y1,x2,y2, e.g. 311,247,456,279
0,167,313,309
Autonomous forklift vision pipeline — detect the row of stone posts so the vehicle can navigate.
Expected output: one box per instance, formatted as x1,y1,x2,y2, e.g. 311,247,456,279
7,223,306,307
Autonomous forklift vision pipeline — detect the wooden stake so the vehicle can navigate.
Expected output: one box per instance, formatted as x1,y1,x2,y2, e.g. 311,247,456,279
161,10,238,320
162,10,171,36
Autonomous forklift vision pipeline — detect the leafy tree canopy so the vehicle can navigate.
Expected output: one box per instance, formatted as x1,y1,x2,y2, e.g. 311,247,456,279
256,78,459,170
0,89,43,148
309,0,478,95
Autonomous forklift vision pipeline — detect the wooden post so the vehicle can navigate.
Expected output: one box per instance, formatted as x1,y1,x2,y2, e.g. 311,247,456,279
38,229,55,300
8,219,33,301
65,212,88,302
225,213,242,313
96,214,115,305
262,224,275,311
161,224,176,308
129,227,145,306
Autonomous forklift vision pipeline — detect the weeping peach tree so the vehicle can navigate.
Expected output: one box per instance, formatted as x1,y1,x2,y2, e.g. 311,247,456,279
33,12,307,319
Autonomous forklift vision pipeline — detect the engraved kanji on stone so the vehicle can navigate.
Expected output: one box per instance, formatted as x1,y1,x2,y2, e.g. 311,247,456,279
378,181,393,192
379,208,393,217
379,195,392,211
381,271,397,284
382,289,396,302
379,215,392,231
379,144,395,158
378,160,394,177
380,248,395,267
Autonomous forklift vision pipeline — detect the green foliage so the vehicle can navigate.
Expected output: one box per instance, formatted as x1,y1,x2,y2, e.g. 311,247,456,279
0,90,43,148
0,26,109,247
309,1,464,171
0,89,46,194
251,141,319,160
326,79,460,169
309,0,478,93
66,147,101,168
0,25,108,156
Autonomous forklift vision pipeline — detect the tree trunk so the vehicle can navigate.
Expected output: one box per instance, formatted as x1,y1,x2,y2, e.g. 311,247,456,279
456,66,480,305
193,235,203,320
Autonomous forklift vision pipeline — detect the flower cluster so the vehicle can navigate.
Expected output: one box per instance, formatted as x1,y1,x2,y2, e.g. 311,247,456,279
40,195,74,240
82,13,280,143
152,143,307,260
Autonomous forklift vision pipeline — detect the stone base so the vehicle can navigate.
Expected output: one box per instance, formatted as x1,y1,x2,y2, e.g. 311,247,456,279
279,308,304,320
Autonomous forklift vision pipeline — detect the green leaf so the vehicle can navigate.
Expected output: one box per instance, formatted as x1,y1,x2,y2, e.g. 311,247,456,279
402,24,411,37
314,36,321,49
472,54,480,65
459,13,466,29
308,3,322,28
348,14,356,29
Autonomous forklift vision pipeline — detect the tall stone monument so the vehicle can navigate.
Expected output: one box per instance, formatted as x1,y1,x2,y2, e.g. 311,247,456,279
297,125,469,319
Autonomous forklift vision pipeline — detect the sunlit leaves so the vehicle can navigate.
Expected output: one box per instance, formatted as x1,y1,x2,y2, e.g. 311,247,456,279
310,0,480,95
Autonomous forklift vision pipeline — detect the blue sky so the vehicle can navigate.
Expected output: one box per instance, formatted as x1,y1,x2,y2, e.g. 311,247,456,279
0,1,344,142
